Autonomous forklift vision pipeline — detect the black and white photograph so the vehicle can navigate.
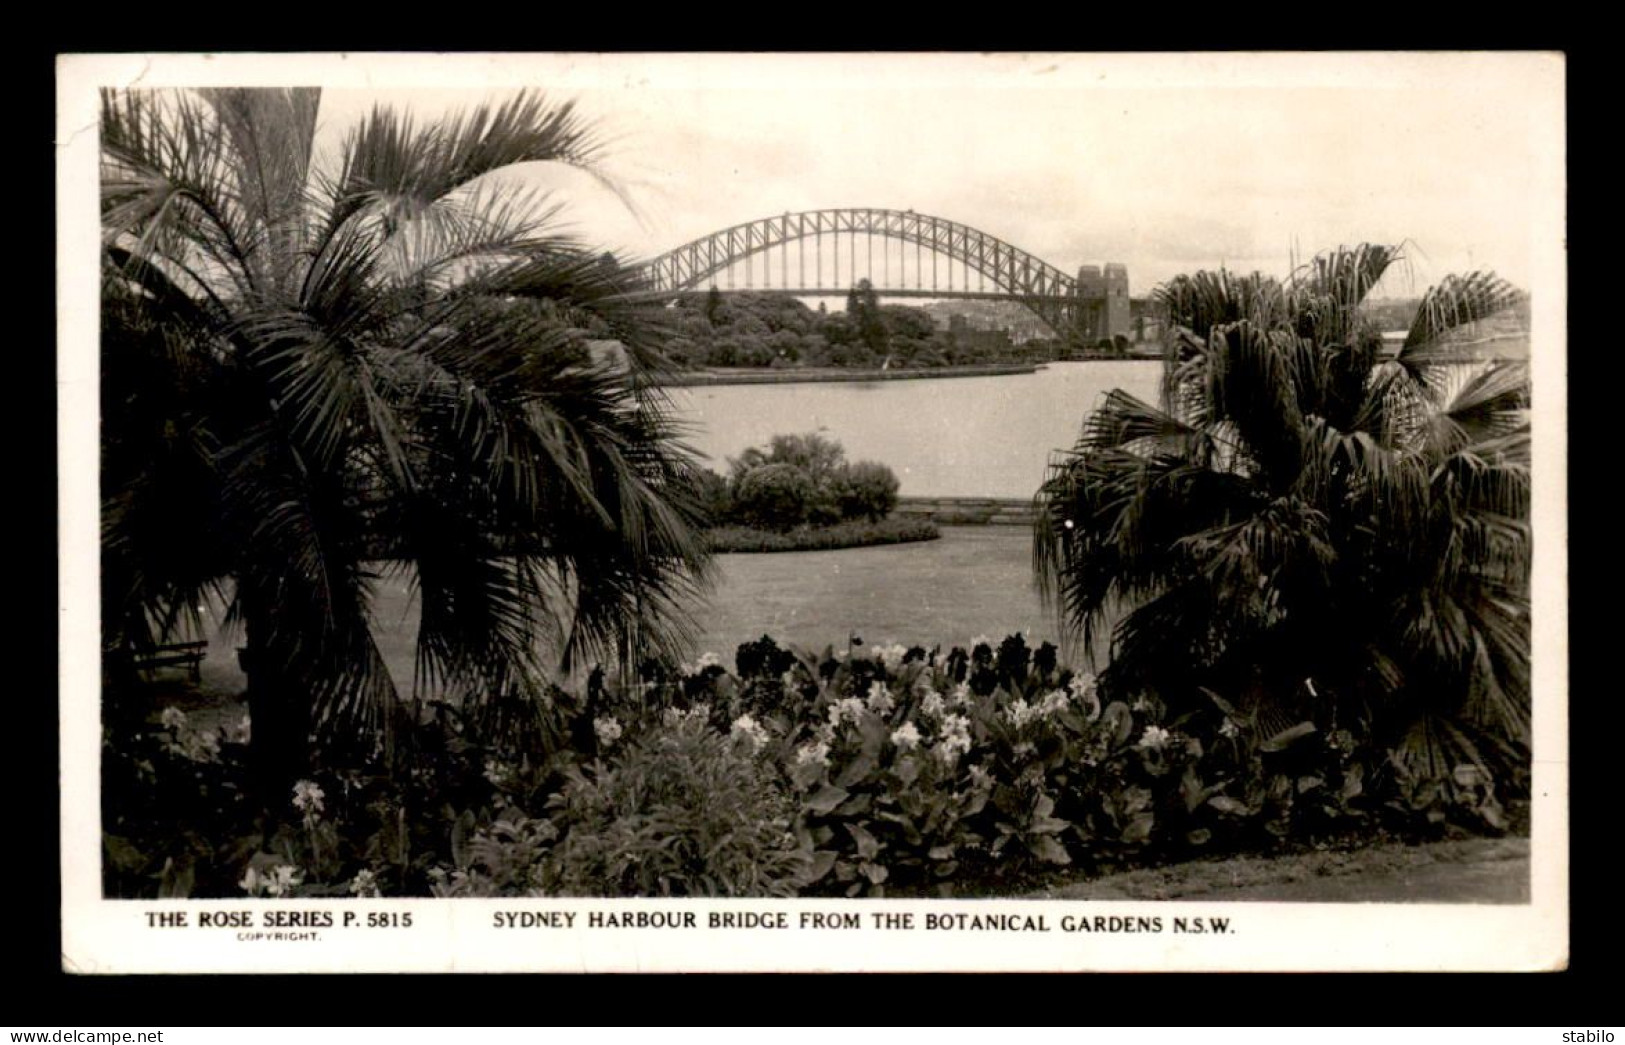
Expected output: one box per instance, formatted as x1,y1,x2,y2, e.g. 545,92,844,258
57,51,1567,973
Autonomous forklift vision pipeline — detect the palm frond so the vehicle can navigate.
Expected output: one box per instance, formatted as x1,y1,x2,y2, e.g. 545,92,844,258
1399,271,1523,369
1040,242,1531,785
101,89,261,299
319,90,608,249
1433,362,1531,451
196,87,321,290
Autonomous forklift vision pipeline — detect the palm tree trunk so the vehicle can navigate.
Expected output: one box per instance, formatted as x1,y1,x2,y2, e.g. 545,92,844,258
240,590,312,824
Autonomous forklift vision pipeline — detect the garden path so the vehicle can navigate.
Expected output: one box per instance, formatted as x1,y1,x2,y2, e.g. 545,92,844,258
1028,837,1531,904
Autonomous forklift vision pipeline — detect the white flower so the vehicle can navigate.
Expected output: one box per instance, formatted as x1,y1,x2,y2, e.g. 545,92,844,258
483,759,515,789
828,697,866,727
348,869,381,898
159,706,188,731
1067,673,1098,699
780,670,800,690
794,740,831,767
865,680,896,716
730,714,770,752
187,730,221,762
934,714,973,764
232,713,252,744
1012,740,1036,759
919,689,946,718
1038,689,1070,717
873,643,909,671
593,716,624,747
890,721,923,751
1004,698,1038,729
948,682,973,708
662,704,712,727
291,780,326,816
267,865,302,897
241,864,303,897
1067,674,1102,720
1137,725,1172,751
966,762,993,790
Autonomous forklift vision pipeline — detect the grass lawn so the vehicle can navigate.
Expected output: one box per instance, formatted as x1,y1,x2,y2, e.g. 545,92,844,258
689,525,1105,665
170,525,1101,707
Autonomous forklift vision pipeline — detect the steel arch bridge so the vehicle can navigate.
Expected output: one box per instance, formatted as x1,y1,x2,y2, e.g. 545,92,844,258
631,208,1122,338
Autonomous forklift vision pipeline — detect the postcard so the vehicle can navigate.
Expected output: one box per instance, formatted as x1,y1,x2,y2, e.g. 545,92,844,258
59,51,1567,973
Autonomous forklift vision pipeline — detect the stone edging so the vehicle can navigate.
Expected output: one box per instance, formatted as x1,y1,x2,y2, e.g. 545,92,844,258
896,496,1036,526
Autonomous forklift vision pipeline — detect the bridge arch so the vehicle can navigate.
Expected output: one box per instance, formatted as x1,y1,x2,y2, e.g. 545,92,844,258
632,208,1088,335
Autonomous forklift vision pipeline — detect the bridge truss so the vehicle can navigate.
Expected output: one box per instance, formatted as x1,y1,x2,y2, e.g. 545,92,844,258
633,208,1089,335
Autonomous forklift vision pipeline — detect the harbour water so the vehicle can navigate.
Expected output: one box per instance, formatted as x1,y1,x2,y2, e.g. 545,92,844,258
667,360,1164,499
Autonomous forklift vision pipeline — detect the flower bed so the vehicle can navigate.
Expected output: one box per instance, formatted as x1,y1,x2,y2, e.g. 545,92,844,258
102,634,1519,899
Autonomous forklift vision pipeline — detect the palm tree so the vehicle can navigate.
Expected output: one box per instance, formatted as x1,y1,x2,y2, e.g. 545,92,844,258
100,88,712,807
1033,245,1531,786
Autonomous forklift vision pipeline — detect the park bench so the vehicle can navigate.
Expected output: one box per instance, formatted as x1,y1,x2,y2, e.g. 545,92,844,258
126,640,209,682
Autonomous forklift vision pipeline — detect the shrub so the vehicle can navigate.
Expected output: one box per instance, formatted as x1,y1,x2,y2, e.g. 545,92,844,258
731,462,822,530
102,709,256,899
689,468,733,525
721,433,903,531
836,461,900,522
429,816,560,897
706,517,938,553
543,712,812,896
729,432,846,485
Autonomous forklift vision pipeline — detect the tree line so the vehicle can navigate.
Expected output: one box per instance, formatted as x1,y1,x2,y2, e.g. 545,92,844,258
659,281,1066,369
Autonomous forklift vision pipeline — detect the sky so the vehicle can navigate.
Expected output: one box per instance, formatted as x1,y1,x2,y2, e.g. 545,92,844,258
69,52,1566,299
296,52,1564,301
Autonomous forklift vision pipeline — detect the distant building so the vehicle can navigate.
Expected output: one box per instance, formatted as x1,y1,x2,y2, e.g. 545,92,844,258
1075,263,1131,341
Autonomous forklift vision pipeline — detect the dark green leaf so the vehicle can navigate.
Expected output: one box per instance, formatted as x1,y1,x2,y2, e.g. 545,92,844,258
1121,812,1155,844
845,822,881,861
1260,722,1317,753
1029,835,1072,865
836,752,878,789
805,784,849,816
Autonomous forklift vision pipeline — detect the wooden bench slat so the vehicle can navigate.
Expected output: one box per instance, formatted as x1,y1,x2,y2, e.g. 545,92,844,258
125,641,209,680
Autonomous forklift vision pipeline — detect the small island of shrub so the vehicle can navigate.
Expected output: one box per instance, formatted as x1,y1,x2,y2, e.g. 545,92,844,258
695,433,939,553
